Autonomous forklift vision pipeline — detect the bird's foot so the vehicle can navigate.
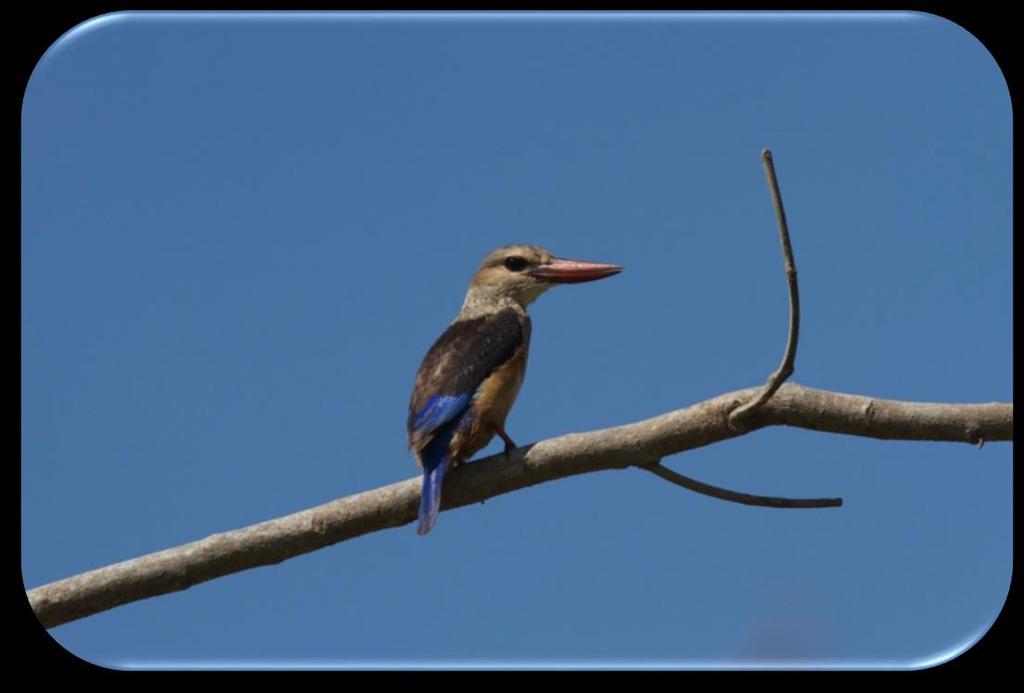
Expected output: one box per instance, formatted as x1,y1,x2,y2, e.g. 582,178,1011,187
496,426,517,459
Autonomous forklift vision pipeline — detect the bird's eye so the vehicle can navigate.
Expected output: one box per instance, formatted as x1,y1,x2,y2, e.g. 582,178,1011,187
504,256,528,272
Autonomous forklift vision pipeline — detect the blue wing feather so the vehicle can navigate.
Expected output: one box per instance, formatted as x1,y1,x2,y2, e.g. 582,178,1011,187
410,393,473,437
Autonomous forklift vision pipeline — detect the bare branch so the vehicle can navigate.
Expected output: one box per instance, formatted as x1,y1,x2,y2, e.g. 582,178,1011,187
27,383,1011,629
730,149,801,428
641,462,842,508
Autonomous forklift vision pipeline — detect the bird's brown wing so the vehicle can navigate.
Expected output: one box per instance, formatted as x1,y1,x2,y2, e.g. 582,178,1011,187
407,308,525,453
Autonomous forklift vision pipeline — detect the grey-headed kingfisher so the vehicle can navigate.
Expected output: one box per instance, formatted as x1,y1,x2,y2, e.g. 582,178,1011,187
407,244,622,535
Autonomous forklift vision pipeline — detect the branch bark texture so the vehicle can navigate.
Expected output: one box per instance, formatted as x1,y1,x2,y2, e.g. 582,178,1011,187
27,383,1012,629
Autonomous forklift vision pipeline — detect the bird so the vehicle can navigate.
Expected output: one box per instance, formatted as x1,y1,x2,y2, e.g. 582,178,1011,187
407,244,622,535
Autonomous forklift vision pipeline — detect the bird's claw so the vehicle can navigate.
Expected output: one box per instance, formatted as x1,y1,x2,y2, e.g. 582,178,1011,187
496,427,517,459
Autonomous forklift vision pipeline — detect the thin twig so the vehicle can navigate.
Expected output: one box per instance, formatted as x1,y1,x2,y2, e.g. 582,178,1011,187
641,462,841,508
729,149,801,428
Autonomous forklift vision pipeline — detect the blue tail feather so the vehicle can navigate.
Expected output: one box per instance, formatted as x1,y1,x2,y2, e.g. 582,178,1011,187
417,417,460,535
417,454,448,535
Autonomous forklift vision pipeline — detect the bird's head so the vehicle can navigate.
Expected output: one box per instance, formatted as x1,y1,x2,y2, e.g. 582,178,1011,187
466,244,622,309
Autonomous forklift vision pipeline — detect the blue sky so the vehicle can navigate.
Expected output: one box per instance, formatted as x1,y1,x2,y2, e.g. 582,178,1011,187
21,12,1011,669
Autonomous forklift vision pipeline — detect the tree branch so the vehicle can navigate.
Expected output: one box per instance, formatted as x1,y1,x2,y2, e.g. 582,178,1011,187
26,150,1011,631
27,383,1012,629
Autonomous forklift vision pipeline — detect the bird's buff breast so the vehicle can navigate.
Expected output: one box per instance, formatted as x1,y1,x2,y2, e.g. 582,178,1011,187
451,347,527,462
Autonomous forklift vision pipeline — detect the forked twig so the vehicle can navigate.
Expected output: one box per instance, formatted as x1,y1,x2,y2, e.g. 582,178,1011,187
646,148,838,509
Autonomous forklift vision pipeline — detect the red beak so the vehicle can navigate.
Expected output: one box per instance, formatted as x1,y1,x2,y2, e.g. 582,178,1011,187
529,257,623,284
